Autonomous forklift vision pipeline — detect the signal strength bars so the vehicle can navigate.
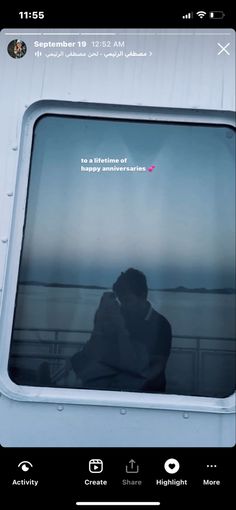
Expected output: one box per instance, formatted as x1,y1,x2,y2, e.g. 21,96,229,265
182,12,193,19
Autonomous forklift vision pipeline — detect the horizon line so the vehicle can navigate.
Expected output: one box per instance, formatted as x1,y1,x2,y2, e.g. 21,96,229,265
18,281,236,293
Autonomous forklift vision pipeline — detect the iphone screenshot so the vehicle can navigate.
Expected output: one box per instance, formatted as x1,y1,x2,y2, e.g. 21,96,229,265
0,6,235,508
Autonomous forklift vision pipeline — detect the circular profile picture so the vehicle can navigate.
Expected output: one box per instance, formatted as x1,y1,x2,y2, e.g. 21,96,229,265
7,39,27,59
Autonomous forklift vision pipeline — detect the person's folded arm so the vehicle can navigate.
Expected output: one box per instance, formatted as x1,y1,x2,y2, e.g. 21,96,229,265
106,324,149,376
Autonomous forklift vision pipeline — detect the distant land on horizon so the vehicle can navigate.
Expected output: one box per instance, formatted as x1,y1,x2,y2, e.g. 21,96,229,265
19,281,236,294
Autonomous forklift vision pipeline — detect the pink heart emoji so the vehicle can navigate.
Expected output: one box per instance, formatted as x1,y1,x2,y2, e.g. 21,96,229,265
148,165,156,172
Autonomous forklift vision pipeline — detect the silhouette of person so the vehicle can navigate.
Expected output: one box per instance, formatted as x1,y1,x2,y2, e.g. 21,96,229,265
70,268,172,392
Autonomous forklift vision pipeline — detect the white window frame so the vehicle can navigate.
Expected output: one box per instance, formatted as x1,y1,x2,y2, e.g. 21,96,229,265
0,100,235,414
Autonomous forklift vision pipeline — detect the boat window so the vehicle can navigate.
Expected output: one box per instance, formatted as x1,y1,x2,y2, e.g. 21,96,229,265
8,114,236,397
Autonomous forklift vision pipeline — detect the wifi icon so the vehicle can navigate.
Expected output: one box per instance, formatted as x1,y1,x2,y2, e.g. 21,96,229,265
196,10,207,18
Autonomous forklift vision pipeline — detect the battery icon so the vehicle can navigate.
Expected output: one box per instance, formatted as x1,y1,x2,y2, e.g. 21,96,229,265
209,11,225,19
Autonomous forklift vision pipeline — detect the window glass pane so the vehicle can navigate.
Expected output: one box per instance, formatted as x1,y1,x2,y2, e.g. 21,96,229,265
8,114,236,397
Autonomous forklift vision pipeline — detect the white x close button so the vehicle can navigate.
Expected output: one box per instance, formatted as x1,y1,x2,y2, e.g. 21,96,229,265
217,43,230,55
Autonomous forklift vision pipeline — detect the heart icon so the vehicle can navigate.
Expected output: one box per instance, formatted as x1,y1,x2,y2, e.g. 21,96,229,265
164,458,180,474
148,165,156,172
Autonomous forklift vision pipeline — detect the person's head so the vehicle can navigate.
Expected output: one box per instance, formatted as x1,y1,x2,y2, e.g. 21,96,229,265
112,268,148,315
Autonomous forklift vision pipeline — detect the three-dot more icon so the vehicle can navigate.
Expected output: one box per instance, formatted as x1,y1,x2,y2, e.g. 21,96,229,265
18,461,33,472
207,464,217,468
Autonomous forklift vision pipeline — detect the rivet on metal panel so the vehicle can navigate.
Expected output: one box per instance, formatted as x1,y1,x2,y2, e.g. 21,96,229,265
183,412,189,419
1,238,8,243
120,408,127,415
57,404,64,412
12,146,18,151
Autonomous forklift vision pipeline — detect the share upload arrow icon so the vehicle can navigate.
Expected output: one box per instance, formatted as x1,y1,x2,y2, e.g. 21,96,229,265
125,459,139,474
